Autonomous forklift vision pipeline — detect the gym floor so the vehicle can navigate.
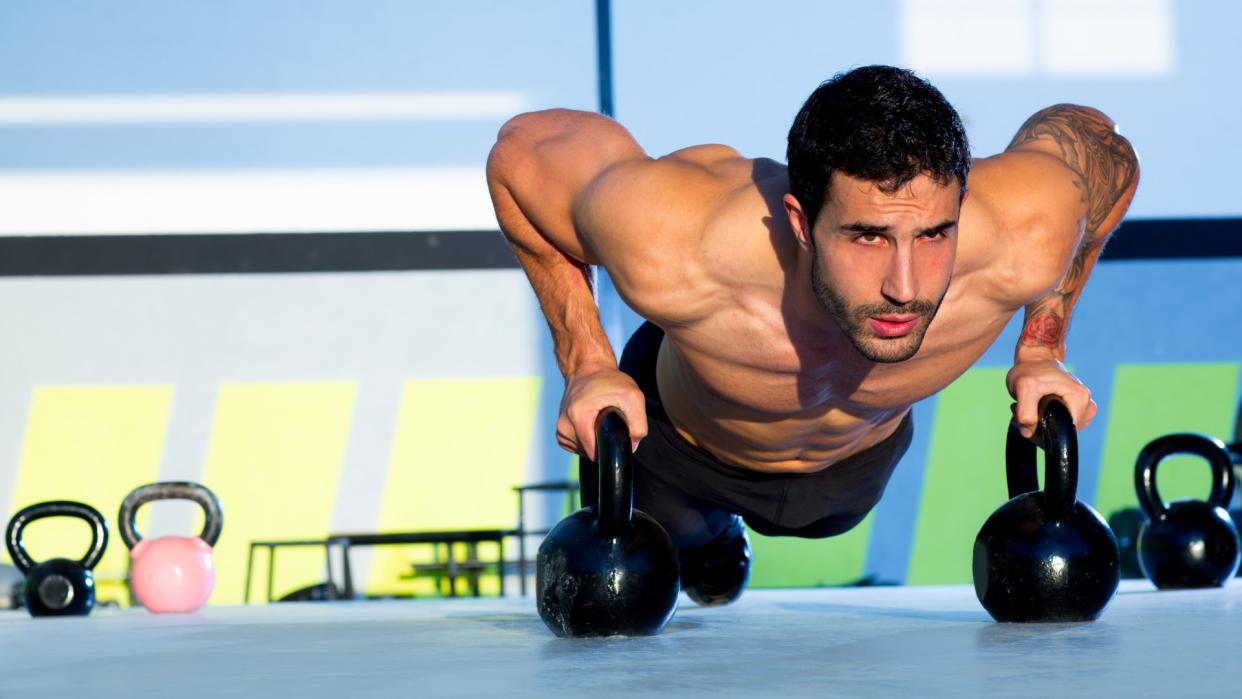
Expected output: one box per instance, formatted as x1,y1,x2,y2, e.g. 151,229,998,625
2,580,1237,698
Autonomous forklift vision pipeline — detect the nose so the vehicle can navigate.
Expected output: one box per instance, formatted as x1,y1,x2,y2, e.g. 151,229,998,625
880,243,917,306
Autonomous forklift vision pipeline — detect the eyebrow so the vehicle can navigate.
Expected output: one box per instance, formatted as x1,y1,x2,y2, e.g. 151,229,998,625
840,219,958,235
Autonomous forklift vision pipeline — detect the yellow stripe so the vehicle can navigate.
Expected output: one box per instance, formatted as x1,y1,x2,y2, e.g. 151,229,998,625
366,377,539,597
202,382,357,605
4,385,172,605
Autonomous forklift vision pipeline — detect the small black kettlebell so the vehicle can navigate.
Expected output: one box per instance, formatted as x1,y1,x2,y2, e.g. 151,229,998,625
973,398,1120,622
5,501,109,617
1135,433,1240,588
536,407,679,637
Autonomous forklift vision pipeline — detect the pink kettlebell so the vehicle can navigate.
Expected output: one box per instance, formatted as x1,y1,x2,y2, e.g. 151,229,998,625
119,482,223,613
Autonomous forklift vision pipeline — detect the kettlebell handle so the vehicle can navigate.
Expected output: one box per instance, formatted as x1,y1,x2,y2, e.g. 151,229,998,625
1005,423,1039,499
1134,433,1235,519
594,407,633,539
4,500,109,574
1005,397,1079,518
118,481,223,549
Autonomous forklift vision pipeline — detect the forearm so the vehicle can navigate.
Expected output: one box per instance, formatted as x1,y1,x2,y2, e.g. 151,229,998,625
488,169,617,379
1009,105,1140,361
1014,248,1102,362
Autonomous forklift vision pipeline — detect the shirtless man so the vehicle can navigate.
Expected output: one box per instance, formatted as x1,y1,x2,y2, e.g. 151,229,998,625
486,65,1139,605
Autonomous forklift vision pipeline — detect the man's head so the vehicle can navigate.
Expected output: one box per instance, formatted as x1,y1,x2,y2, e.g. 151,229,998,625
784,65,971,363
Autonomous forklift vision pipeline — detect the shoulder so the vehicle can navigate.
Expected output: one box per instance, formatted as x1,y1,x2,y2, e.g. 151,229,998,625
575,144,746,245
574,145,752,323
663,143,746,168
958,152,1086,307
579,144,746,211
490,110,645,192
968,150,1087,237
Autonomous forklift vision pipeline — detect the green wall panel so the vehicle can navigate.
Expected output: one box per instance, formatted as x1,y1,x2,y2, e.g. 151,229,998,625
907,368,1013,585
748,514,873,588
1094,362,1240,517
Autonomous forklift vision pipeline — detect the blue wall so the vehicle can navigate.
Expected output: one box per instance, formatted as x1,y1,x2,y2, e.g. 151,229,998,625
1,1,1238,590
2,1,1238,218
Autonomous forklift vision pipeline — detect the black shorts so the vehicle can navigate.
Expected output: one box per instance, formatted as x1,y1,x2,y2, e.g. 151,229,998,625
579,321,914,549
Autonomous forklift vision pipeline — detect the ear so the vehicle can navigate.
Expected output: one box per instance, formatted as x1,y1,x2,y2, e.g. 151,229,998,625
783,194,815,252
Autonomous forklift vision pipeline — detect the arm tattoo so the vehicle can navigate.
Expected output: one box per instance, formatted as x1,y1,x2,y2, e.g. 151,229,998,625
1020,310,1064,349
1009,104,1139,353
1008,104,1138,237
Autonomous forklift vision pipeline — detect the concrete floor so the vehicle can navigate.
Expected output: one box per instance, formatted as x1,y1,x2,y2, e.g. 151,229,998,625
1,580,1238,698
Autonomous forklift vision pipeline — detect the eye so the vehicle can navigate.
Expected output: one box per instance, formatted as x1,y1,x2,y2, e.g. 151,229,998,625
856,233,883,244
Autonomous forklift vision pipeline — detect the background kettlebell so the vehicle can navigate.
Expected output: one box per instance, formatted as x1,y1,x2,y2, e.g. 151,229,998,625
1135,433,1240,588
536,407,679,637
1227,441,1242,575
119,481,223,613
973,398,1120,622
5,501,109,617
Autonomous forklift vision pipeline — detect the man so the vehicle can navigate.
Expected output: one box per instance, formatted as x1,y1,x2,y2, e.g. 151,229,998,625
486,66,1138,605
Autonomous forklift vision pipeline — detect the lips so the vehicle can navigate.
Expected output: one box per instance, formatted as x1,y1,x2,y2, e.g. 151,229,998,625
868,315,919,338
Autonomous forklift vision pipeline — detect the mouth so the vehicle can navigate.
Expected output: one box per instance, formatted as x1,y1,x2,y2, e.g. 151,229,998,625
867,315,920,338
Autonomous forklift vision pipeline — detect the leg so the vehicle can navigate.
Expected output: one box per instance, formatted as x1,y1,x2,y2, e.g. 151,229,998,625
628,418,751,606
677,515,751,606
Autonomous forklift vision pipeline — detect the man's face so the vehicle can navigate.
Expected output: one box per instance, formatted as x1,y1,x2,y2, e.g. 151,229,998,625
806,172,962,363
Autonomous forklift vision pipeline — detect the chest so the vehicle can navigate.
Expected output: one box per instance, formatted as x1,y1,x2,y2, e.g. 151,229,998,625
665,277,1017,417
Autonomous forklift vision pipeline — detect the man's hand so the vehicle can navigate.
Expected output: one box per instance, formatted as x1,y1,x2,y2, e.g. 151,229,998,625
1006,352,1097,439
557,367,648,460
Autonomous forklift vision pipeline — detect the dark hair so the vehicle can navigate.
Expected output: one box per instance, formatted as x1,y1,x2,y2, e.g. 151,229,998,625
786,65,970,227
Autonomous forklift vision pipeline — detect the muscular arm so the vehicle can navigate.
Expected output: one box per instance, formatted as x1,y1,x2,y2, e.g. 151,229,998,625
1006,104,1140,360
486,109,645,380
487,109,716,456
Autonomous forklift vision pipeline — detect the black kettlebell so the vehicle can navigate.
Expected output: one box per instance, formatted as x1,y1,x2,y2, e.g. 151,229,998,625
1227,442,1242,575
5,501,109,617
1135,433,1240,588
536,407,679,637
973,398,1120,622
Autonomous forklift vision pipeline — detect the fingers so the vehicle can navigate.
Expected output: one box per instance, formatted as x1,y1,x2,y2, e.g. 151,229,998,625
1007,358,1097,439
1043,388,1095,433
556,408,598,461
626,401,649,452
1009,382,1096,439
555,414,584,456
573,402,648,455
1011,394,1040,440
1082,397,1098,429
557,369,649,459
